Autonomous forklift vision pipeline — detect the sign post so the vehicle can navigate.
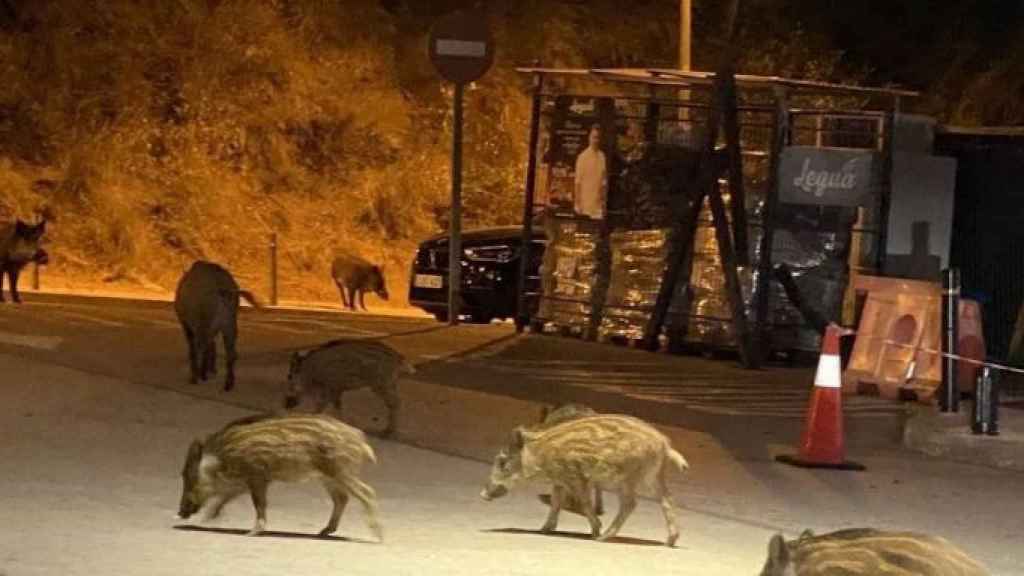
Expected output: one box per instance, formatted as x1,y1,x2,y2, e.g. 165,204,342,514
429,10,494,325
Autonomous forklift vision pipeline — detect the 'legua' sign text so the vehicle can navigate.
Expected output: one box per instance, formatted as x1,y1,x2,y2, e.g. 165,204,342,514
779,146,881,207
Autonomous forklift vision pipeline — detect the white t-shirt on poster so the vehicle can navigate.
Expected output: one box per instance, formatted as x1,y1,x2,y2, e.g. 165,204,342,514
574,147,607,219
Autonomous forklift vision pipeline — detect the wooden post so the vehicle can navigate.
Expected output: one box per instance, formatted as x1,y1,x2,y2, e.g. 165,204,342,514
269,233,278,306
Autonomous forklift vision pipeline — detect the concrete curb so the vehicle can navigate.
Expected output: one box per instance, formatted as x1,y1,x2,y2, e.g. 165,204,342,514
902,403,1024,472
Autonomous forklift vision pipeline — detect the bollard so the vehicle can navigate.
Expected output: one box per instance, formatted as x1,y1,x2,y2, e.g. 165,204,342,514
269,233,278,307
940,268,960,412
971,367,997,435
971,366,1000,436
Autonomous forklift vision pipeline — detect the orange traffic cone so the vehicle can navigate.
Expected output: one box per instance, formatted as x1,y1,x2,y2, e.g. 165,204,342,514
776,323,865,471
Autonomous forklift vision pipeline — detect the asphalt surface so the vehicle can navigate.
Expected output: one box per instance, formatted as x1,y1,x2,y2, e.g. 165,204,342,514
1,293,1022,575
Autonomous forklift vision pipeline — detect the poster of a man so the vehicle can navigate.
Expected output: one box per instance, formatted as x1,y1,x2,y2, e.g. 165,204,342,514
574,124,608,220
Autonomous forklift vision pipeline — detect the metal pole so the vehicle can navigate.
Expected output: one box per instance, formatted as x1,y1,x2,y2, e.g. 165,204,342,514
678,0,692,124
269,233,278,307
516,73,544,332
876,107,896,273
941,267,960,412
448,82,464,325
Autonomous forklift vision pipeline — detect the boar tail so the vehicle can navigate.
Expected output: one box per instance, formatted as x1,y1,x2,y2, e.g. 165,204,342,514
666,447,689,473
237,290,262,309
401,358,416,375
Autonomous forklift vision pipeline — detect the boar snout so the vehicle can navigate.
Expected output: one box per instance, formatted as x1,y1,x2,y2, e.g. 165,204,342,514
284,395,299,409
178,499,198,520
480,484,508,501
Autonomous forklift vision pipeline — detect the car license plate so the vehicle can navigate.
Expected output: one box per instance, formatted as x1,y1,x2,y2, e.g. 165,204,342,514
414,274,444,289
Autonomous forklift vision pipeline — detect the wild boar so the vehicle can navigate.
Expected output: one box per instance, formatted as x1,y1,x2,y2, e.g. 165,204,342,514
177,413,383,541
481,414,689,546
533,403,604,516
284,338,414,437
0,218,49,303
174,260,260,391
760,528,990,576
331,253,388,311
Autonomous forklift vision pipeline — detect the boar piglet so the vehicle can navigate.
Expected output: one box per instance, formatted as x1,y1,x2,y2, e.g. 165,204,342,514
760,528,990,576
178,413,382,541
482,414,689,546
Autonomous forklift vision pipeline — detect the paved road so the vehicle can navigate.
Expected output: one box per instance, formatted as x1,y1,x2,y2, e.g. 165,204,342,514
0,293,900,422
1,294,1023,575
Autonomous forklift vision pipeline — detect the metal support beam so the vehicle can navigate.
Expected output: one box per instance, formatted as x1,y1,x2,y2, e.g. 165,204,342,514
516,73,545,332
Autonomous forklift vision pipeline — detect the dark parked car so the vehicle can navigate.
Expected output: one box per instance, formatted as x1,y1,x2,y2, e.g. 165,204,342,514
408,226,545,323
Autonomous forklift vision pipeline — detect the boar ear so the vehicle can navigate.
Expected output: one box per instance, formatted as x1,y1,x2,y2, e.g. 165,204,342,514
187,439,204,461
36,219,46,235
798,529,814,541
768,534,790,567
538,405,551,423
511,426,528,449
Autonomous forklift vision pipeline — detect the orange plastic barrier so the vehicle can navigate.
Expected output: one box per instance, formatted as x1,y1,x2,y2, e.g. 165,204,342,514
841,275,985,403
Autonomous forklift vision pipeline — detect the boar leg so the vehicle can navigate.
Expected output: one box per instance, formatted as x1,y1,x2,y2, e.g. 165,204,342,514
0,267,7,302
204,489,245,521
597,487,638,543
574,482,603,537
540,485,565,533
336,281,350,309
246,479,269,536
7,267,21,303
378,381,400,438
222,319,238,392
340,476,382,542
203,342,218,379
358,290,368,311
658,466,680,547
313,382,332,413
181,325,200,384
345,286,357,310
319,483,350,536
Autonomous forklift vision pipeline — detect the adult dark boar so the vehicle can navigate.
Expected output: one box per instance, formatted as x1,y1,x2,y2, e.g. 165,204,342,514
331,254,388,311
284,339,414,437
760,528,990,576
0,218,48,303
177,413,382,541
481,414,689,546
174,261,260,391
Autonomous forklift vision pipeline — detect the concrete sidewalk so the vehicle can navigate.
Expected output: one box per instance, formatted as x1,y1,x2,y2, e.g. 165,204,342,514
903,402,1024,472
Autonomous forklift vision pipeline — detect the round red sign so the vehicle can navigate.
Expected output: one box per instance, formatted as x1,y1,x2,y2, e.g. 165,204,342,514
428,10,494,85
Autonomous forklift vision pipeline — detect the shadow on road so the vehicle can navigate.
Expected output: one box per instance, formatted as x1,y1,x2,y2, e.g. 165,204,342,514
480,527,665,547
172,524,373,543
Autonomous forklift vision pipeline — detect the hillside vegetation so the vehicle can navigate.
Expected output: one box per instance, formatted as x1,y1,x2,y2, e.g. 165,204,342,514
0,0,1016,304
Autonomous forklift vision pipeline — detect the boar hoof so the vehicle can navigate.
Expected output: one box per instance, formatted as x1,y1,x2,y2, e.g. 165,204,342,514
369,522,384,543
318,526,336,537
540,522,557,534
665,533,679,547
